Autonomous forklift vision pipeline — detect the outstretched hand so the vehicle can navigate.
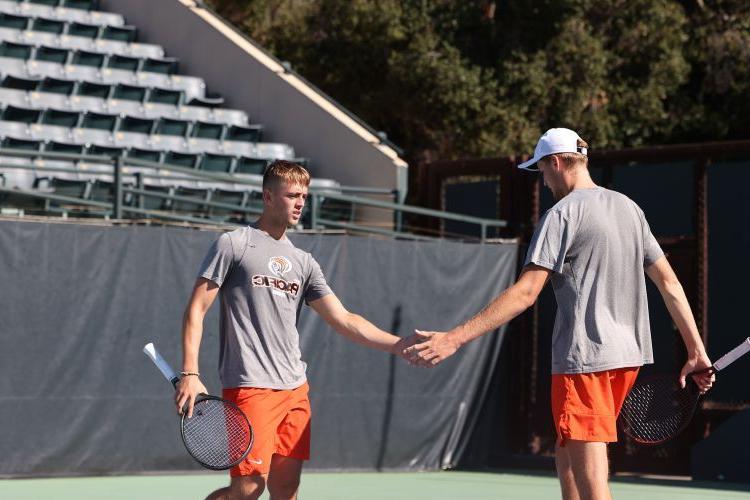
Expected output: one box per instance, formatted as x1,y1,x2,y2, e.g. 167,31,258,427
391,334,422,363
403,329,460,367
680,353,714,394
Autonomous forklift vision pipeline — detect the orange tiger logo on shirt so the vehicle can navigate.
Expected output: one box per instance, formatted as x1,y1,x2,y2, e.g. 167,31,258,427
268,256,292,277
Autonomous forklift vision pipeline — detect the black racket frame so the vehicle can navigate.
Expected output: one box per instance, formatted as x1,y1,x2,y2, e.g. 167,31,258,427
618,373,704,446
180,393,254,470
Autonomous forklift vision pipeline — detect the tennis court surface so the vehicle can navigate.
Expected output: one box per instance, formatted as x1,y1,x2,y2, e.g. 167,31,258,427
3,471,750,500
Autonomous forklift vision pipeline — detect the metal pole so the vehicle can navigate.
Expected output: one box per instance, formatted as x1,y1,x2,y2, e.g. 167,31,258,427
393,189,403,232
695,159,709,345
114,156,123,219
136,172,145,210
310,192,318,229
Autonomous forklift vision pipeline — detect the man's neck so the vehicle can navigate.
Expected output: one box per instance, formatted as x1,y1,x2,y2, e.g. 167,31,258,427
255,214,287,240
562,168,597,197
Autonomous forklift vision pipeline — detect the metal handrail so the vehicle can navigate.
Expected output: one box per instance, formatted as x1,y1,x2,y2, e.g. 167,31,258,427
0,185,246,226
123,186,264,216
0,186,111,209
316,218,437,241
311,191,507,227
0,148,508,241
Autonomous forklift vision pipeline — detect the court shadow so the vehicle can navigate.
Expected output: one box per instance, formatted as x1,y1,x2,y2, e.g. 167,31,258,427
611,474,750,493
375,305,401,471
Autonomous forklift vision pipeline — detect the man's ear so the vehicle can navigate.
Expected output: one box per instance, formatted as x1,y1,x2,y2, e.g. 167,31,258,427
551,155,564,172
262,187,272,205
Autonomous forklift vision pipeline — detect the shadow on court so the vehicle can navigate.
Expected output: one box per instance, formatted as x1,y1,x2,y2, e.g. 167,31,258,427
2,471,750,500
612,474,750,493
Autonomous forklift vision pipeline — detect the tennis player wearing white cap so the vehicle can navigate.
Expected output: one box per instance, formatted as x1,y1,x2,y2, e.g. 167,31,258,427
406,128,713,500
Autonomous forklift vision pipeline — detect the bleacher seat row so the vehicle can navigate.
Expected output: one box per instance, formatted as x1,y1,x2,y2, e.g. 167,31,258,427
0,75,238,120
0,135,282,175
0,50,206,100
0,39,176,76
0,0,123,28
0,99,260,142
0,16,163,58
0,109,293,162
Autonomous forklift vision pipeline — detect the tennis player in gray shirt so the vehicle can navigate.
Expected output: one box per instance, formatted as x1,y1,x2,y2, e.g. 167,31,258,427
406,128,714,500
175,160,414,500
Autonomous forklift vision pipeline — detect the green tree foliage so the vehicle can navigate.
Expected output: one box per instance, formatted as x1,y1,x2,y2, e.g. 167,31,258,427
207,0,750,161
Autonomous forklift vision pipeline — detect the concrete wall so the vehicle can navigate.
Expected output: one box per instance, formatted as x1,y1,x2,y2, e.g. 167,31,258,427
100,0,408,207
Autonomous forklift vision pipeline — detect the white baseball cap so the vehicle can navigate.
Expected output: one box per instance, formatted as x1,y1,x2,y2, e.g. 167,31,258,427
517,128,588,171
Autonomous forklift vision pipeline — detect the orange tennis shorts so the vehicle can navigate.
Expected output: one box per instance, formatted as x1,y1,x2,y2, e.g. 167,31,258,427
223,382,311,476
551,367,639,446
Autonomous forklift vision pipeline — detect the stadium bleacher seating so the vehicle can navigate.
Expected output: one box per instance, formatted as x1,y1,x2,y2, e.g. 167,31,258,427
0,0,349,223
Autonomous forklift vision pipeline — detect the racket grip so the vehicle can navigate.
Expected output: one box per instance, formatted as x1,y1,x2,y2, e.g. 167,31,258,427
691,366,715,376
713,337,750,372
143,342,180,387
689,337,750,376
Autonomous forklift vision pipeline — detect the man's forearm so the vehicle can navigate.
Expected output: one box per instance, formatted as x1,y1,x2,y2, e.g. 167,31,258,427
182,312,204,372
450,285,533,347
337,313,400,353
659,280,706,357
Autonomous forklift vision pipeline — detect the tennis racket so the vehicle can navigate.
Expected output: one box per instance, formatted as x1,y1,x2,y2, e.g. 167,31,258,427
142,342,254,470
619,336,750,445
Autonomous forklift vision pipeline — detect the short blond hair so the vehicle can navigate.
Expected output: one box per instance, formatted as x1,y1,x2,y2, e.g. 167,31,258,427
262,160,311,190
555,138,589,168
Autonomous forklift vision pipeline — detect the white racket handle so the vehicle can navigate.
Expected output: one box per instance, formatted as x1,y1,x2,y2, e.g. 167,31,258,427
143,342,179,387
713,337,750,372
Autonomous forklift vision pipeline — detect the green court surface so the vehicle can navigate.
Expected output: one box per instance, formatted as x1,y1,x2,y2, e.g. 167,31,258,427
2,471,750,500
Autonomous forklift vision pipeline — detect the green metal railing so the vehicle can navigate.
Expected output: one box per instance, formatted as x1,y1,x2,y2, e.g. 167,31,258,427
0,148,508,241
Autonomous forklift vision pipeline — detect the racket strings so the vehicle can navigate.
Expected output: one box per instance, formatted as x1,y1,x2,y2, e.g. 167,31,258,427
619,377,698,444
182,399,252,468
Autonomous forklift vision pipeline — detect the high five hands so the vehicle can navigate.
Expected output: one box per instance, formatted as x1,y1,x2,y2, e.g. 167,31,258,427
401,329,461,367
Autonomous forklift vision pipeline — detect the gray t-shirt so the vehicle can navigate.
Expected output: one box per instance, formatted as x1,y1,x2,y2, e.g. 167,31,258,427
524,187,664,374
198,226,332,389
